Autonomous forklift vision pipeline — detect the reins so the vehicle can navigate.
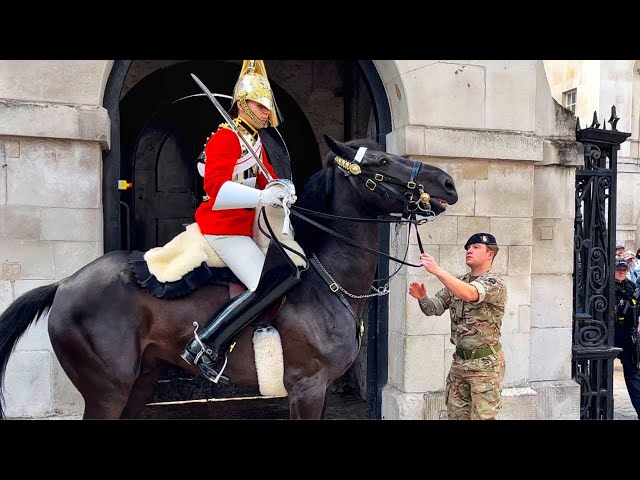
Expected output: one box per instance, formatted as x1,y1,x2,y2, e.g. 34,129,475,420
257,150,438,289
288,207,425,268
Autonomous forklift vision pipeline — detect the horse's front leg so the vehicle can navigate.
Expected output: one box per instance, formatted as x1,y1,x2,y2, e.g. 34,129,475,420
287,373,330,419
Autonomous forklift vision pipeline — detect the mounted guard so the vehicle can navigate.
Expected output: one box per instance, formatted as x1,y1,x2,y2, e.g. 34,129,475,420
180,60,302,383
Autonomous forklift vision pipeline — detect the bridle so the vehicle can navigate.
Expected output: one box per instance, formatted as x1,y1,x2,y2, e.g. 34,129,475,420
332,148,435,221
261,147,441,281
325,147,437,256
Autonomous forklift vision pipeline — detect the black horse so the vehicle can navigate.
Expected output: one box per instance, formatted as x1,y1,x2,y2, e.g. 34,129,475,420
0,135,457,419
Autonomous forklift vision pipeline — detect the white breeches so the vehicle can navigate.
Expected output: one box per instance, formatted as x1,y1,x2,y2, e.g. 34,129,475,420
204,235,265,291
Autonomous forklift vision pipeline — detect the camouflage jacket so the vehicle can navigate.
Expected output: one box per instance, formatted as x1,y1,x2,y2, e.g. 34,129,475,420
419,269,507,350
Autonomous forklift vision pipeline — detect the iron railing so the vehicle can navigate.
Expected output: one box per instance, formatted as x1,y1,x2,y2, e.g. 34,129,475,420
573,106,630,419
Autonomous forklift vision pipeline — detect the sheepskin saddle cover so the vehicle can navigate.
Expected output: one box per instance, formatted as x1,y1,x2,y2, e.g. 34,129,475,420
129,206,306,299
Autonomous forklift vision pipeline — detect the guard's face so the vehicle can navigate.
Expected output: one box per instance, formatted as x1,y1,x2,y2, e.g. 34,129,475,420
246,100,271,123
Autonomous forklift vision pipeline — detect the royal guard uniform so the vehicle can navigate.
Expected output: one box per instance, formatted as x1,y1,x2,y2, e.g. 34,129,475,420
181,60,301,383
195,118,279,238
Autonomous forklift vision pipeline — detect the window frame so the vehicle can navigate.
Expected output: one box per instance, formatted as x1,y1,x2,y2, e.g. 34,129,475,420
563,88,577,114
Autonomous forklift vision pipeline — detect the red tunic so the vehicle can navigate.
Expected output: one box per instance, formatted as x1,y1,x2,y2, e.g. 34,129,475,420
195,126,278,236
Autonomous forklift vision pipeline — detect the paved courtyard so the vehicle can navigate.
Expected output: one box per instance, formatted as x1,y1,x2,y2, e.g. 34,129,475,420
30,359,640,420
613,359,638,420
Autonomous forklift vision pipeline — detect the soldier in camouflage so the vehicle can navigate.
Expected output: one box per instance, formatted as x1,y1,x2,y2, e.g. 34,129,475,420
409,233,507,420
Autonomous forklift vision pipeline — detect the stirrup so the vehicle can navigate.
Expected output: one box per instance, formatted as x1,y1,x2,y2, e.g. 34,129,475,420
186,322,230,384
199,359,230,384
180,322,212,365
191,322,213,364
199,354,230,384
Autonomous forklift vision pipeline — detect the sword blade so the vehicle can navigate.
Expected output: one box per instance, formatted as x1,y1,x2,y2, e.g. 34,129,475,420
190,73,274,182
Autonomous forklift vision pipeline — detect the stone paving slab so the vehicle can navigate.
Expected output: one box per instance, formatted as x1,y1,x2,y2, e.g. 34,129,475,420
614,359,638,420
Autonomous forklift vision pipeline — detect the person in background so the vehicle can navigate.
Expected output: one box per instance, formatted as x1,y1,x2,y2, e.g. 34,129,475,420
625,251,639,284
613,257,640,419
632,248,640,280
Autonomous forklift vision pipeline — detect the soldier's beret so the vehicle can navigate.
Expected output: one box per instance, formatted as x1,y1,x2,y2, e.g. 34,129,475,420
464,233,498,250
615,258,629,269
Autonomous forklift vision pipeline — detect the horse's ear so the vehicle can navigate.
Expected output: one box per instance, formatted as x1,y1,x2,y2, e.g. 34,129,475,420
324,134,357,161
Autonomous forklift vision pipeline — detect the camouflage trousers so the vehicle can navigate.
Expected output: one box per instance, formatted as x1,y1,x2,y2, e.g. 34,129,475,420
445,350,506,420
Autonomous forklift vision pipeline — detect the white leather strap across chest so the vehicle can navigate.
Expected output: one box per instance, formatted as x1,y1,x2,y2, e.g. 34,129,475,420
233,135,262,177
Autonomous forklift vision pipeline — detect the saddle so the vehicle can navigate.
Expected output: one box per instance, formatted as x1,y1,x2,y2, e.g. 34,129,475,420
129,206,306,300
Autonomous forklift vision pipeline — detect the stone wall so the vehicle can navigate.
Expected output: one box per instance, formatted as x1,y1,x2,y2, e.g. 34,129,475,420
0,135,105,417
0,61,111,417
378,60,581,419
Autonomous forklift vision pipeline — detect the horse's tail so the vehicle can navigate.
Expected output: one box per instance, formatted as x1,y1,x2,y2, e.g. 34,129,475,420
0,282,59,419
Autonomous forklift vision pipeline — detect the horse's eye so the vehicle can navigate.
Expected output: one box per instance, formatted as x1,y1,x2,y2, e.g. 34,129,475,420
379,157,389,167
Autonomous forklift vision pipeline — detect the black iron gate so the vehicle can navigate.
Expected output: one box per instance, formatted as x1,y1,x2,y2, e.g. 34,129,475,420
572,106,630,419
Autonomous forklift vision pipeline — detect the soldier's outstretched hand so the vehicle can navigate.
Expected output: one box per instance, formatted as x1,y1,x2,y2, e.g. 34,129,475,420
409,282,427,299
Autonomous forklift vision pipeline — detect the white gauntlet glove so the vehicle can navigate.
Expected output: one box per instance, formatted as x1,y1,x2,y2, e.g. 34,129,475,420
258,182,297,207
258,186,287,207
259,181,297,236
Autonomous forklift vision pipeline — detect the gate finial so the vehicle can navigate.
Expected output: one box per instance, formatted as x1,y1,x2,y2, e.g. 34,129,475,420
608,105,620,131
589,111,601,129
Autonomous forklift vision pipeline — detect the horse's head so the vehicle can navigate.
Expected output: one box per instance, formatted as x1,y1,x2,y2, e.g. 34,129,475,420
324,135,458,217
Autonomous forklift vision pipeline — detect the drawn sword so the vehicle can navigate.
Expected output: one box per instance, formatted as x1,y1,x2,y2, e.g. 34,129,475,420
190,73,274,183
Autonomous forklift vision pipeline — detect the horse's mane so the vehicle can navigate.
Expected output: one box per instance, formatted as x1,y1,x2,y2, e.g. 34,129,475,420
292,138,382,252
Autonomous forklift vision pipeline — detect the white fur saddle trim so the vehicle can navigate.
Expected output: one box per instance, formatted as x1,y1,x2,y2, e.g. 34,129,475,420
143,206,306,283
253,326,287,397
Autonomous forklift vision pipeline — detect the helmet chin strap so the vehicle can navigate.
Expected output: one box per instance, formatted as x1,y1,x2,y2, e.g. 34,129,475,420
239,98,267,129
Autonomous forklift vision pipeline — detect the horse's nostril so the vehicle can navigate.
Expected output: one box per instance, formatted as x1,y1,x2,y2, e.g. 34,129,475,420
445,179,455,191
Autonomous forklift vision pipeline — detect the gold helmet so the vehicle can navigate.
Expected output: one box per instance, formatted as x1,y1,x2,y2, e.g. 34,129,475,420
232,60,281,128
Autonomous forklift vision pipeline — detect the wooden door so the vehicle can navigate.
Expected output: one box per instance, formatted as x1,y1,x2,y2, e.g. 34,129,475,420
133,111,200,251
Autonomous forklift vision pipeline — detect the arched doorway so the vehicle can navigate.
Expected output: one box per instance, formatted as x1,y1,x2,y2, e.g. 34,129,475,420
102,60,392,418
117,60,324,251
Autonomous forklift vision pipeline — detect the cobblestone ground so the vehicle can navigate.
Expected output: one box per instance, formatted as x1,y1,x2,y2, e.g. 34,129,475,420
614,359,638,420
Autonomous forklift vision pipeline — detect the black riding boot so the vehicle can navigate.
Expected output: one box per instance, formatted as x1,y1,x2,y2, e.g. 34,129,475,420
181,262,301,383
180,289,253,383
